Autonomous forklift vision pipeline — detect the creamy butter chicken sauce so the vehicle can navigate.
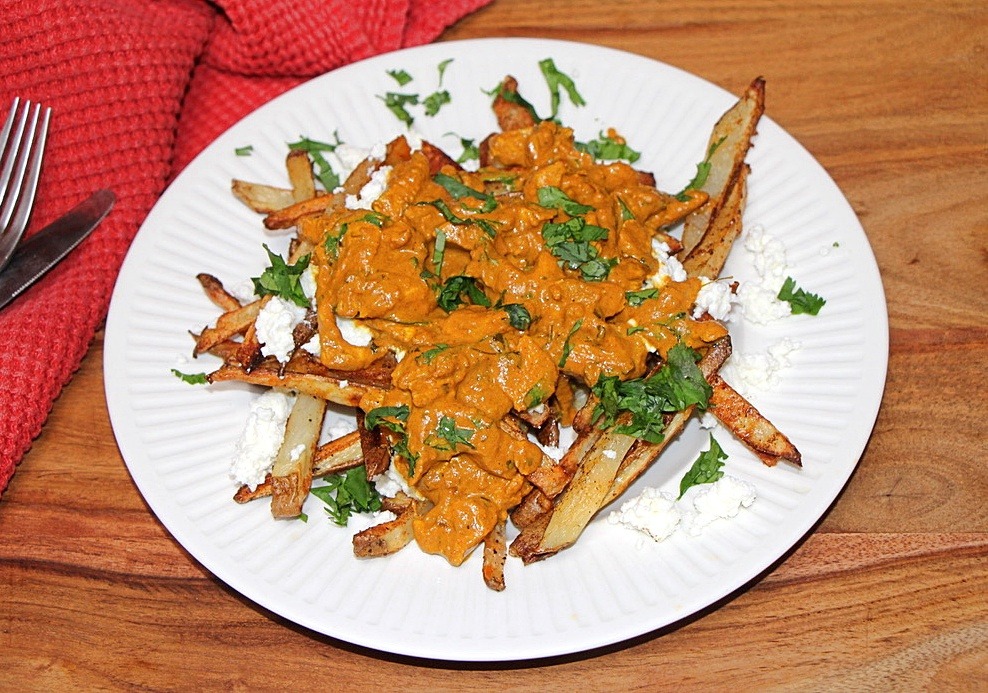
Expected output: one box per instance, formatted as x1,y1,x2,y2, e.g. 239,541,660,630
310,121,726,565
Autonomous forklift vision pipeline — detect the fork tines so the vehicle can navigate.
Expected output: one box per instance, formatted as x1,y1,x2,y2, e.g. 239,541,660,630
0,98,51,272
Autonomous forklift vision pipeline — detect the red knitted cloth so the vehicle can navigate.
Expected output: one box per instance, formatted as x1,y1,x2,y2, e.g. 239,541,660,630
0,0,491,498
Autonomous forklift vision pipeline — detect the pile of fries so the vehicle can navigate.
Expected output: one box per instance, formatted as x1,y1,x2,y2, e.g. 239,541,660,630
189,74,800,591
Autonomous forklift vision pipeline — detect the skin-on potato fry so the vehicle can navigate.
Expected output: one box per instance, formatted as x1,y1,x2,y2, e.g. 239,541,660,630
193,300,261,356
708,374,802,467
232,179,296,213
234,430,363,503
286,149,316,202
352,494,420,558
269,393,327,518
679,77,765,259
482,518,508,592
196,273,242,312
207,357,382,407
682,164,748,280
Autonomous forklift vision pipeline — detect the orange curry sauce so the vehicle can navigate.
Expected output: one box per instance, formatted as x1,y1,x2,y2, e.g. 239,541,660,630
307,121,726,565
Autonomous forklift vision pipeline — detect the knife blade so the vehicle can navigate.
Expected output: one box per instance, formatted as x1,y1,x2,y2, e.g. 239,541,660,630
0,189,115,310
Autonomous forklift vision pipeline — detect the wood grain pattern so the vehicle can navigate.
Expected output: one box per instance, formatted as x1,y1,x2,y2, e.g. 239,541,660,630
2,0,986,688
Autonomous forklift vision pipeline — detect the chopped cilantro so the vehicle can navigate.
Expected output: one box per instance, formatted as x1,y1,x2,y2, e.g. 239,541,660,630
575,132,641,163
501,303,532,330
525,383,546,408
625,288,659,306
418,344,450,364
446,133,480,163
777,276,826,315
310,466,382,526
537,185,593,216
436,275,491,312
541,217,615,281
430,228,447,277
433,173,497,212
558,318,584,368
423,90,451,117
676,136,726,201
427,415,476,451
487,81,541,123
538,58,586,120
323,222,348,260
234,145,253,157
379,92,419,127
419,199,498,237
387,68,413,86
678,434,727,498
364,405,417,474
170,369,208,385
251,245,311,308
437,58,454,84
618,197,635,221
591,343,711,443
288,133,343,191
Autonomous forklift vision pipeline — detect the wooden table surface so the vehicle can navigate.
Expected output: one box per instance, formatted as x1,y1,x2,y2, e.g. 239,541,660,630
2,0,986,689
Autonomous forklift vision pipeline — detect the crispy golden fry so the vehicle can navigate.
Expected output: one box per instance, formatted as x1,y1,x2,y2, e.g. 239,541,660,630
232,180,296,213
509,488,553,530
286,149,316,202
196,273,242,312
234,430,363,503
193,301,261,356
679,77,765,259
708,374,802,467
352,495,418,558
683,164,748,280
270,393,327,518
207,356,381,407
482,518,508,592
263,192,341,230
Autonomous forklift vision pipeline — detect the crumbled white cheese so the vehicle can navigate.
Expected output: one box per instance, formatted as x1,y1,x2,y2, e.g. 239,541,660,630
326,418,358,440
255,296,306,363
289,443,306,462
230,389,294,490
693,276,736,320
698,411,718,429
346,509,398,535
725,337,801,398
608,487,682,542
373,461,424,500
647,239,687,288
404,130,424,151
228,277,258,304
345,165,392,210
737,225,792,325
335,315,373,347
327,143,381,189
681,475,756,536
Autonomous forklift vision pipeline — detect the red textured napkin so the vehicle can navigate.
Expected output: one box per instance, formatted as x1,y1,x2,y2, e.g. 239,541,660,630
0,0,492,499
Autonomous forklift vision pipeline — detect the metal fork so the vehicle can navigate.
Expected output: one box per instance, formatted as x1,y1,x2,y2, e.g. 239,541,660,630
0,98,51,273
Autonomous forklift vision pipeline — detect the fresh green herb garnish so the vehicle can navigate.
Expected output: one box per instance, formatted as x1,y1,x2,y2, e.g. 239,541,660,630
436,275,491,312
575,132,641,163
446,134,480,163
676,136,726,201
423,90,451,116
437,58,454,83
418,344,450,364
387,68,413,86
379,92,419,126
361,211,388,227
501,303,532,330
288,133,343,191
558,318,584,368
427,415,476,451
537,185,593,216
626,325,647,335
678,435,727,499
525,383,546,408
618,197,635,221
625,288,659,307
364,405,418,474
323,222,348,260
310,466,383,526
429,228,447,278
777,276,826,315
251,245,311,307
538,58,586,120
170,369,208,385
419,199,498,237
541,217,615,281
488,80,541,123
591,343,711,443
235,145,253,157
433,173,497,212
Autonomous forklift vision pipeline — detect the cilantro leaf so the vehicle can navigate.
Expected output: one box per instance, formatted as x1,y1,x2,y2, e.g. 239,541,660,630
288,133,343,191
170,369,208,385
575,132,641,163
558,318,583,368
501,303,532,330
379,92,419,127
487,81,542,123
678,435,727,499
310,466,382,526
418,344,450,364
423,89,451,117
250,245,311,308
777,276,826,315
537,186,593,216
437,58,453,84
433,173,497,212
427,415,476,451
235,145,253,157
365,405,409,430
538,58,586,120
541,217,615,281
436,275,491,312
387,68,413,86
591,343,712,443
676,136,726,201
625,288,659,306
419,199,498,237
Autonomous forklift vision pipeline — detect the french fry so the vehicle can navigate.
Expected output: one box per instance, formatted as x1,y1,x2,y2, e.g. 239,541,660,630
352,495,419,558
679,77,765,259
207,357,381,407
682,164,748,280
269,393,327,518
482,518,508,592
234,430,363,503
193,301,261,356
286,149,316,202
708,374,802,467
196,273,242,311
232,180,295,213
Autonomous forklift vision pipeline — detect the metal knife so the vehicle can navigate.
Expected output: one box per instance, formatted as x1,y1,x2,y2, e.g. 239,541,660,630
0,189,115,310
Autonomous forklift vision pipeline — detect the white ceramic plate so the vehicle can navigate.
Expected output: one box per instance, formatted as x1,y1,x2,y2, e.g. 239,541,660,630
105,38,888,661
